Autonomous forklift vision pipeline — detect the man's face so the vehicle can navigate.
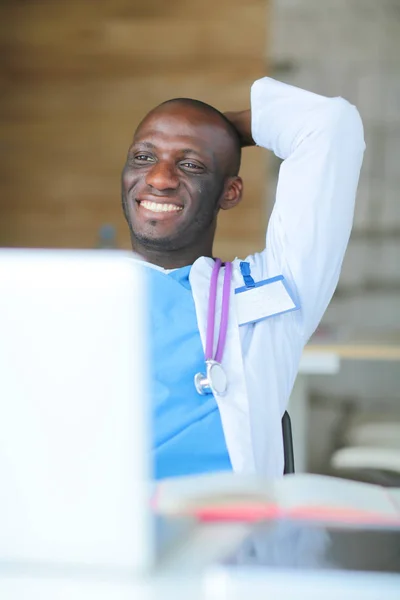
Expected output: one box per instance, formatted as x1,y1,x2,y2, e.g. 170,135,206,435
121,104,235,252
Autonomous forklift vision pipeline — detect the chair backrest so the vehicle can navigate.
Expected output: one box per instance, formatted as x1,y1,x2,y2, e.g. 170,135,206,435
282,411,295,475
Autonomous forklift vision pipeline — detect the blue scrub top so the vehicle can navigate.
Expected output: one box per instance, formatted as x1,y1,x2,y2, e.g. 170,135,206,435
148,265,232,480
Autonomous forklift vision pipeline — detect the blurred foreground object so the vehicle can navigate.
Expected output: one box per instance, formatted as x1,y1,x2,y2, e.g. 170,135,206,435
0,249,153,573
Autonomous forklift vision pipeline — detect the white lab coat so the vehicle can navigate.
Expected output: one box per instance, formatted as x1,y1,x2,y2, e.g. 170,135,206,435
140,77,365,478
187,77,365,478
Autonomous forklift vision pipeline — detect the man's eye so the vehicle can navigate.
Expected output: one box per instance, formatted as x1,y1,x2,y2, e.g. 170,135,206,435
135,154,153,162
181,162,202,170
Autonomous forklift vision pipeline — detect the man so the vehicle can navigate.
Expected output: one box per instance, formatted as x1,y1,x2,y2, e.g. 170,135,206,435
121,77,365,480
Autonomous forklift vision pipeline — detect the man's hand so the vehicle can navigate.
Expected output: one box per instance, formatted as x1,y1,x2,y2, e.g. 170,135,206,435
224,110,255,148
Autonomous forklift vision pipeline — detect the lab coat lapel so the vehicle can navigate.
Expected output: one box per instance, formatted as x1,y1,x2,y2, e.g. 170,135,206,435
189,257,256,473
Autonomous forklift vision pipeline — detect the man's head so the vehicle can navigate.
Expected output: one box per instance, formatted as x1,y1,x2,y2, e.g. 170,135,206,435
121,98,243,257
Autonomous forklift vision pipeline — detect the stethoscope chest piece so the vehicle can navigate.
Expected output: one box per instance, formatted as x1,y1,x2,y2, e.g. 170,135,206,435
194,258,232,398
194,359,228,397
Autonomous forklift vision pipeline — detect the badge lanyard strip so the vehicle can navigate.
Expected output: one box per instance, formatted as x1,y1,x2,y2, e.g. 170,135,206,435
205,259,232,363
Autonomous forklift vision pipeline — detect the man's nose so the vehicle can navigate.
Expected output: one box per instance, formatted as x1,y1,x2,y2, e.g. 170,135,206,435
145,161,179,191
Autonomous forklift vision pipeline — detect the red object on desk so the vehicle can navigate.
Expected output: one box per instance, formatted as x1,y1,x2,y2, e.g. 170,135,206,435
196,504,400,526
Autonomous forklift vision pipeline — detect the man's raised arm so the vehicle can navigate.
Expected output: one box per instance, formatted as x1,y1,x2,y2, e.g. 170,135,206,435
226,77,365,341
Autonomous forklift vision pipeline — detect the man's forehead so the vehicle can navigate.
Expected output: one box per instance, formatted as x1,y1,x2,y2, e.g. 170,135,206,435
133,108,232,153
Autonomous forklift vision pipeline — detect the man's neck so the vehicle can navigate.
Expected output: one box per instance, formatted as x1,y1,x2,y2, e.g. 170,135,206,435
131,242,214,270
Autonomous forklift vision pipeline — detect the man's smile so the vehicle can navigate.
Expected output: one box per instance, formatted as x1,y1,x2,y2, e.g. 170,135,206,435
138,200,183,213
135,198,184,220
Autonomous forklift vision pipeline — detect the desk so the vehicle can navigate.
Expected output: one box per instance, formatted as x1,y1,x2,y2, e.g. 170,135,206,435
1,521,400,600
304,343,400,362
291,339,400,472
1,570,399,600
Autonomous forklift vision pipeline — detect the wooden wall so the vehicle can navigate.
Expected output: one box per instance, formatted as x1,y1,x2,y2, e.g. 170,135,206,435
0,0,268,260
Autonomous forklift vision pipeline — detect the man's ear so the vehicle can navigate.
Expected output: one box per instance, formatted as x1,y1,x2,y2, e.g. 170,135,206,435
219,176,243,211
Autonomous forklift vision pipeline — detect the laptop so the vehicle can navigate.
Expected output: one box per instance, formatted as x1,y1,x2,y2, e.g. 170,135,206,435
0,249,155,574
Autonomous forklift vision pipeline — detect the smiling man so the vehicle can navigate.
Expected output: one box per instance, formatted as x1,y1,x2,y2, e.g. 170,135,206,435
121,77,365,480
122,98,244,269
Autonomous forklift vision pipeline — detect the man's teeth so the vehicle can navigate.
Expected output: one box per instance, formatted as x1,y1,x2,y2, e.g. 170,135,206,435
140,201,183,213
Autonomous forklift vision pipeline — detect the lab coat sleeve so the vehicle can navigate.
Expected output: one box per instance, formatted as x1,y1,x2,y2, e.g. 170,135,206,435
250,77,365,342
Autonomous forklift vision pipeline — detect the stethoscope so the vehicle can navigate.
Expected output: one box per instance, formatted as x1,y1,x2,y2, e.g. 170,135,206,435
194,258,232,397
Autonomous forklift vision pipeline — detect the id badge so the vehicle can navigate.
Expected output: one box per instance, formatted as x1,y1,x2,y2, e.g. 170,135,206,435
235,262,299,326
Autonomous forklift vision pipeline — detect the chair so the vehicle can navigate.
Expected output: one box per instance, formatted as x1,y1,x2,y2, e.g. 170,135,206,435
341,414,400,450
330,409,400,486
282,411,295,474
330,446,400,487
